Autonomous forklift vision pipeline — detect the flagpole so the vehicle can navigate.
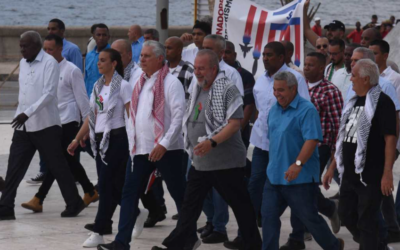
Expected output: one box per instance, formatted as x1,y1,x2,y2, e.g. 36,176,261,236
194,0,198,24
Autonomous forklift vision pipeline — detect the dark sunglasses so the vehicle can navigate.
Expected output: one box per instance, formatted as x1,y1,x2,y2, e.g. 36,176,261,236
316,44,328,49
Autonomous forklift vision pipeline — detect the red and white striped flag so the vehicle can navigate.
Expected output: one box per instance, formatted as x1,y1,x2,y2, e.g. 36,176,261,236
212,0,305,78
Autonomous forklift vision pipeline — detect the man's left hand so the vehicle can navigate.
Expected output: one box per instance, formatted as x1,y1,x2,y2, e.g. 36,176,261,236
285,163,302,182
381,170,394,196
11,113,28,129
194,140,212,157
149,144,167,162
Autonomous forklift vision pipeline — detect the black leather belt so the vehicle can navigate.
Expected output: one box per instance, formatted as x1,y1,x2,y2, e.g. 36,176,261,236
95,127,126,142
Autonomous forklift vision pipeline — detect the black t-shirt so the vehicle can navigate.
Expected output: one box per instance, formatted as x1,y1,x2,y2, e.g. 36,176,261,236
342,93,396,185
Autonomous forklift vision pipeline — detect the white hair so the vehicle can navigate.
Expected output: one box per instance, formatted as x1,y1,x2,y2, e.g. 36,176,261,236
353,47,375,62
274,71,298,87
355,59,379,86
143,40,165,62
20,31,42,47
204,34,226,51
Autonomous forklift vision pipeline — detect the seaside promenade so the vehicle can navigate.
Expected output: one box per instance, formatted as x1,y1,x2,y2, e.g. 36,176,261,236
0,120,399,249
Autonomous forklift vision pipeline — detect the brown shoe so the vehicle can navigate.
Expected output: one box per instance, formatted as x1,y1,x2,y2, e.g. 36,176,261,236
83,190,99,207
21,197,43,213
338,238,344,250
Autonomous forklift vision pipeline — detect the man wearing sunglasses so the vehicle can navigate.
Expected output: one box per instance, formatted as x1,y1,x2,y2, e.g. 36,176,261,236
316,37,330,66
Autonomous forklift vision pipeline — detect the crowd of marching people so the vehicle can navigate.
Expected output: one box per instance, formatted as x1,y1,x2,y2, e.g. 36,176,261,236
1,0,400,250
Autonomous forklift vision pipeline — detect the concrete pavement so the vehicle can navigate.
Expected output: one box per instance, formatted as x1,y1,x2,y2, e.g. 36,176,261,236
0,123,399,249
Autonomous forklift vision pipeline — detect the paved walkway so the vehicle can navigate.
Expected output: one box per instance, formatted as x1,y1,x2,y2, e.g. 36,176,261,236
0,123,399,249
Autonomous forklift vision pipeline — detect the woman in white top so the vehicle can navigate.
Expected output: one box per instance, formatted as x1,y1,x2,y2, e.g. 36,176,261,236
68,48,132,247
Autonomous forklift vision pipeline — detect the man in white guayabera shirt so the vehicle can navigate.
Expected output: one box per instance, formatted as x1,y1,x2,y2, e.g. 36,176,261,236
0,31,85,220
98,40,187,250
20,34,99,214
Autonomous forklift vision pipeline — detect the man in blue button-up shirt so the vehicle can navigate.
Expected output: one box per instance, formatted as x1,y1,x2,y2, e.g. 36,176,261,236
84,23,111,96
128,25,144,63
261,71,344,250
47,19,83,72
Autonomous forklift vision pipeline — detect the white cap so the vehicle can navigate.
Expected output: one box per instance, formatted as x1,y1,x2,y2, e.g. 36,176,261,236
315,17,321,21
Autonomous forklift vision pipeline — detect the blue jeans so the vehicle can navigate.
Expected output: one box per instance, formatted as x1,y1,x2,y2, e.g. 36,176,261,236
203,188,229,234
248,147,268,215
261,177,340,250
115,150,186,249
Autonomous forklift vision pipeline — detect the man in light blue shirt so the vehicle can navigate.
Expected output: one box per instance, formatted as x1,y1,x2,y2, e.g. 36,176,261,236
84,23,111,96
262,70,344,250
128,25,144,63
247,42,310,228
47,19,83,72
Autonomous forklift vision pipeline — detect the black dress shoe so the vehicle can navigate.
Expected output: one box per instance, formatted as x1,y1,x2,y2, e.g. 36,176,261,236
279,239,305,250
61,200,85,217
85,222,112,235
152,246,168,250
200,222,214,239
387,231,400,243
0,206,15,220
0,177,5,192
172,213,179,220
144,214,166,228
202,231,228,244
161,204,167,214
223,236,243,250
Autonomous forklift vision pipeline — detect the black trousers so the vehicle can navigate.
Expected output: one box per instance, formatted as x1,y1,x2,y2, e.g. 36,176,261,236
162,167,262,250
94,128,129,235
0,125,81,209
35,122,94,202
339,178,383,250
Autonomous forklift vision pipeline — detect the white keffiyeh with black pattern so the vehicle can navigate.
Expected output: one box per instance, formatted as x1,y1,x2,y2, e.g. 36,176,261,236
183,72,243,158
89,71,123,164
335,85,382,185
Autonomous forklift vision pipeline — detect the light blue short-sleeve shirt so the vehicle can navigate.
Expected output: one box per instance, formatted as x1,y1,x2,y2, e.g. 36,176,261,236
267,94,323,185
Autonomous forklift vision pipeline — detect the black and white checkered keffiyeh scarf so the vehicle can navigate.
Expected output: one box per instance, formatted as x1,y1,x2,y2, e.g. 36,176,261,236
183,72,243,158
335,85,382,186
123,61,136,81
89,71,123,164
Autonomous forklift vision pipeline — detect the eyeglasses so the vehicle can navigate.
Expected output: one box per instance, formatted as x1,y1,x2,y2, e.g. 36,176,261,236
316,44,328,49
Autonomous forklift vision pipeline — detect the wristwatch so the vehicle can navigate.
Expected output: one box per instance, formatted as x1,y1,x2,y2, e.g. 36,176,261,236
209,139,217,148
295,160,303,167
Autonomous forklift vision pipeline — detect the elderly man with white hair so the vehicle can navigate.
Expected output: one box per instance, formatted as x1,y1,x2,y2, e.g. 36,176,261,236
97,40,187,250
0,31,85,220
324,59,397,250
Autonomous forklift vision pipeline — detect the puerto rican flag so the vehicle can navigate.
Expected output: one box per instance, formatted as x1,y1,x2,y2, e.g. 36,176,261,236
212,0,305,78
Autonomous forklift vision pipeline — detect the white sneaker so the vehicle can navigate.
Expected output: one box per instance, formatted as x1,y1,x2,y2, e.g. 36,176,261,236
132,208,149,239
82,233,104,248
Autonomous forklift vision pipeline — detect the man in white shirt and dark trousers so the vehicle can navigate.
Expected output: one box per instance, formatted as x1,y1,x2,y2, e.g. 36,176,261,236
0,31,85,220
97,41,187,250
20,34,98,213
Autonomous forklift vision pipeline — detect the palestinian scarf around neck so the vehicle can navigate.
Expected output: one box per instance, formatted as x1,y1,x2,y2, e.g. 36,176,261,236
183,72,243,158
89,71,123,164
129,64,169,157
335,85,382,186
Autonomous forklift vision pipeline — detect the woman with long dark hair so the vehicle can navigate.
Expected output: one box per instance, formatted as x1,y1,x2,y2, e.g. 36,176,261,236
67,48,131,247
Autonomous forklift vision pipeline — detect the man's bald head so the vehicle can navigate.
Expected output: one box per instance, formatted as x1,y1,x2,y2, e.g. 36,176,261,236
165,36,183,63
316,37,329,56
361,28,382,47
111,39,132,68
128,25,143,42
